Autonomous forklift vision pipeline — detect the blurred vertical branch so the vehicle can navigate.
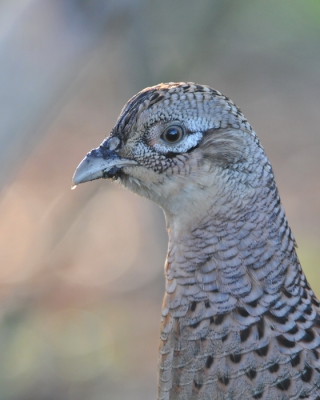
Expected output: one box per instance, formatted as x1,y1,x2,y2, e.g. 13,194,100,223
0,0,142,188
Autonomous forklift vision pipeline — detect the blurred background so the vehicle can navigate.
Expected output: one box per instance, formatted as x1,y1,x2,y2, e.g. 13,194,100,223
0,0,320,399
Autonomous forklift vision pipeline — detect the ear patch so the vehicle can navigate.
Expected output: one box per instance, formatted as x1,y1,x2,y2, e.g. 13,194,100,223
201,128,247,166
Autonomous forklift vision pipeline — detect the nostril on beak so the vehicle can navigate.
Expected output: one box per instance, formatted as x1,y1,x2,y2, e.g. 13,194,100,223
108,136,120,151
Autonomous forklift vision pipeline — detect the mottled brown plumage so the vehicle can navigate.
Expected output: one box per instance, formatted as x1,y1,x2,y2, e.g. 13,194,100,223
72,82,320,399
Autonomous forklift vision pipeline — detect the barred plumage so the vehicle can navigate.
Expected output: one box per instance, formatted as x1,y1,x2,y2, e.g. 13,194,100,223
72,82,320,399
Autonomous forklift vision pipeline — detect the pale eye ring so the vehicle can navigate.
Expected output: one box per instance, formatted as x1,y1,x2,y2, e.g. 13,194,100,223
161,125,184,144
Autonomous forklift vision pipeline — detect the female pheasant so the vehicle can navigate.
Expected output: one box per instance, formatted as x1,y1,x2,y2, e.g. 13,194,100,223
72,82,320,400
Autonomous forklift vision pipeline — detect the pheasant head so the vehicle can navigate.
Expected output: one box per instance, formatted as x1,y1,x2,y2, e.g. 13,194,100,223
73,82,266,231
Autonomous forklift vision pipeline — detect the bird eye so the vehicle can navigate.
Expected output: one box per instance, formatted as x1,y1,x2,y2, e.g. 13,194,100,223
161,125,184,144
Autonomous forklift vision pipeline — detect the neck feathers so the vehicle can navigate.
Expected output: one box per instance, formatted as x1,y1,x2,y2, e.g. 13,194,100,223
158,166,303,399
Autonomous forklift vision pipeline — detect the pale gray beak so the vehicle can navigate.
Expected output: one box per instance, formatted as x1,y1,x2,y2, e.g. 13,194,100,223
72,138,137,188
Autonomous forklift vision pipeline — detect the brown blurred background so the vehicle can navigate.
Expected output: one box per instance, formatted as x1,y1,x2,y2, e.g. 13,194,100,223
0,1,319,399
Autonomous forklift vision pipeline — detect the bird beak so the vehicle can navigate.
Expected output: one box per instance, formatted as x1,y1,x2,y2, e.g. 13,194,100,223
71,137,137,188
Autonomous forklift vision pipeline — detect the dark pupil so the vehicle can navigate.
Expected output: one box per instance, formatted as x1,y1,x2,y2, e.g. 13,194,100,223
165,127,181,143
